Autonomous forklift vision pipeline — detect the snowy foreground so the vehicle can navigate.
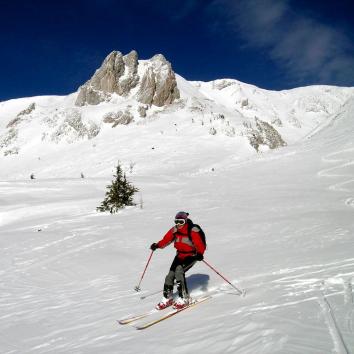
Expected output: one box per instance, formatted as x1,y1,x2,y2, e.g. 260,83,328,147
1,99,354,353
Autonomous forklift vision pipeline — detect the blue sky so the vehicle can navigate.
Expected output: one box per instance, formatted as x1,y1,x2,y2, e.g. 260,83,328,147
1,0,354,100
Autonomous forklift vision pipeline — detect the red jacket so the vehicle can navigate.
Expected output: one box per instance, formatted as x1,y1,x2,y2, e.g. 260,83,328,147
157,223,206,260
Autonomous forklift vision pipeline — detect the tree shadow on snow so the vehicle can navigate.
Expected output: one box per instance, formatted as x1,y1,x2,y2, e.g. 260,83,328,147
186,273,210,293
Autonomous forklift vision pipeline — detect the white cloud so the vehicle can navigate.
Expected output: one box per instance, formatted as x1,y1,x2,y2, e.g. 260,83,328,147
210,0,354,86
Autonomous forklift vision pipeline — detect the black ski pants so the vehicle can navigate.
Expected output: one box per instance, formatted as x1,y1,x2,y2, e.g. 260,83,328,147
164,254,196,298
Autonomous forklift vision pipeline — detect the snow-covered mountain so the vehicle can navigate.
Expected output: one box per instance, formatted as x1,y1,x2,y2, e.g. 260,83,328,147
1,51,354,353
1,50,353,180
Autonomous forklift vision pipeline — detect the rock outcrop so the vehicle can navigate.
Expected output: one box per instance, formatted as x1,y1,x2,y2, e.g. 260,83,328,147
245,117,287,151
137,54,180,106
49,110,100,144
138,105,149,117
75,50,179,107
103,110,134,127
75,51,139,106
7,102,36,128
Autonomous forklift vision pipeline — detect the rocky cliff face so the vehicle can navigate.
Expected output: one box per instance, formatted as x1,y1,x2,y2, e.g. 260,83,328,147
75,50,180,107
136,54,180,106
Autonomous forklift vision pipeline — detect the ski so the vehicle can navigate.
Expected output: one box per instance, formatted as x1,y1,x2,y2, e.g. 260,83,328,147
118,308,159,325
135,296,211,330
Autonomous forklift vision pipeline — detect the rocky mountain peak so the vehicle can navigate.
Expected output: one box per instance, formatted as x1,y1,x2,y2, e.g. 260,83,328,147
75,50,179,107
151,53,168,64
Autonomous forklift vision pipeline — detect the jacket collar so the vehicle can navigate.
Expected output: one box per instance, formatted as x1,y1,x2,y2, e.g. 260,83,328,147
174,223,188,234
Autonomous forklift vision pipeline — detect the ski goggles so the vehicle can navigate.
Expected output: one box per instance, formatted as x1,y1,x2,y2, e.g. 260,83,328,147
174,219,186,225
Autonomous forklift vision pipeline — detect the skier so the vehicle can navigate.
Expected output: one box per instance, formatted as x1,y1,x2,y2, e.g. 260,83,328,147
150,211,206,310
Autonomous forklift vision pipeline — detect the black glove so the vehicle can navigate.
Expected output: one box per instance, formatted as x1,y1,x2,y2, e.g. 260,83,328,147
195,253,204,261
150,243,159,251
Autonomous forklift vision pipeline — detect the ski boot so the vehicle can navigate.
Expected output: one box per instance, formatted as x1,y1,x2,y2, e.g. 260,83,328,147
173,296,190,310
156,284,173,310
156,296,173,310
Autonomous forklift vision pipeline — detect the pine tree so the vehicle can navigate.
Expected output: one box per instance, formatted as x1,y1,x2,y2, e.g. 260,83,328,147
97,162,139,213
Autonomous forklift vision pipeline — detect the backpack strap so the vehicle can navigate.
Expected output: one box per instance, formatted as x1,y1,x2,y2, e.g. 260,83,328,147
187,219,197,241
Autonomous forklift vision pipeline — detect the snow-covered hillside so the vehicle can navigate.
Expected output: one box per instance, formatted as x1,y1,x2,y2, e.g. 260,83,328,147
0,58,353,181
1,56,354,353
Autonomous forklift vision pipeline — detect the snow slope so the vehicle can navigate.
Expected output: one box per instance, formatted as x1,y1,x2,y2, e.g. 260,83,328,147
0,78,354,353
1,74,353,180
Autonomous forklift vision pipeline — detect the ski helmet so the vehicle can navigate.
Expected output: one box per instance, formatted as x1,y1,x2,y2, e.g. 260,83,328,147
175,211,189,220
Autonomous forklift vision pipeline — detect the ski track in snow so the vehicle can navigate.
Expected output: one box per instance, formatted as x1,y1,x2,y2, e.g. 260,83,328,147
318,148,354,208
317,278,354,354
232,258,354,354
318,295,350,354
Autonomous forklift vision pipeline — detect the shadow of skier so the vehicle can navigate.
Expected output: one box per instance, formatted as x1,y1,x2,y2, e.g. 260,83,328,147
186,273,210,293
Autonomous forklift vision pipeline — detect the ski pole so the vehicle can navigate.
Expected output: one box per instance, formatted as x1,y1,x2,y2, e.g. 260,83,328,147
202,259,244,295
134,250,154,292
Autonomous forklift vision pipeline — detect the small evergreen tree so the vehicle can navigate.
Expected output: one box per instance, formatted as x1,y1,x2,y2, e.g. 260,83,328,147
97,162,139,214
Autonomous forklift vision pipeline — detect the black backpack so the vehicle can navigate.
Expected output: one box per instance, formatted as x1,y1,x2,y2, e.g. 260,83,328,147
186,219,207,248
